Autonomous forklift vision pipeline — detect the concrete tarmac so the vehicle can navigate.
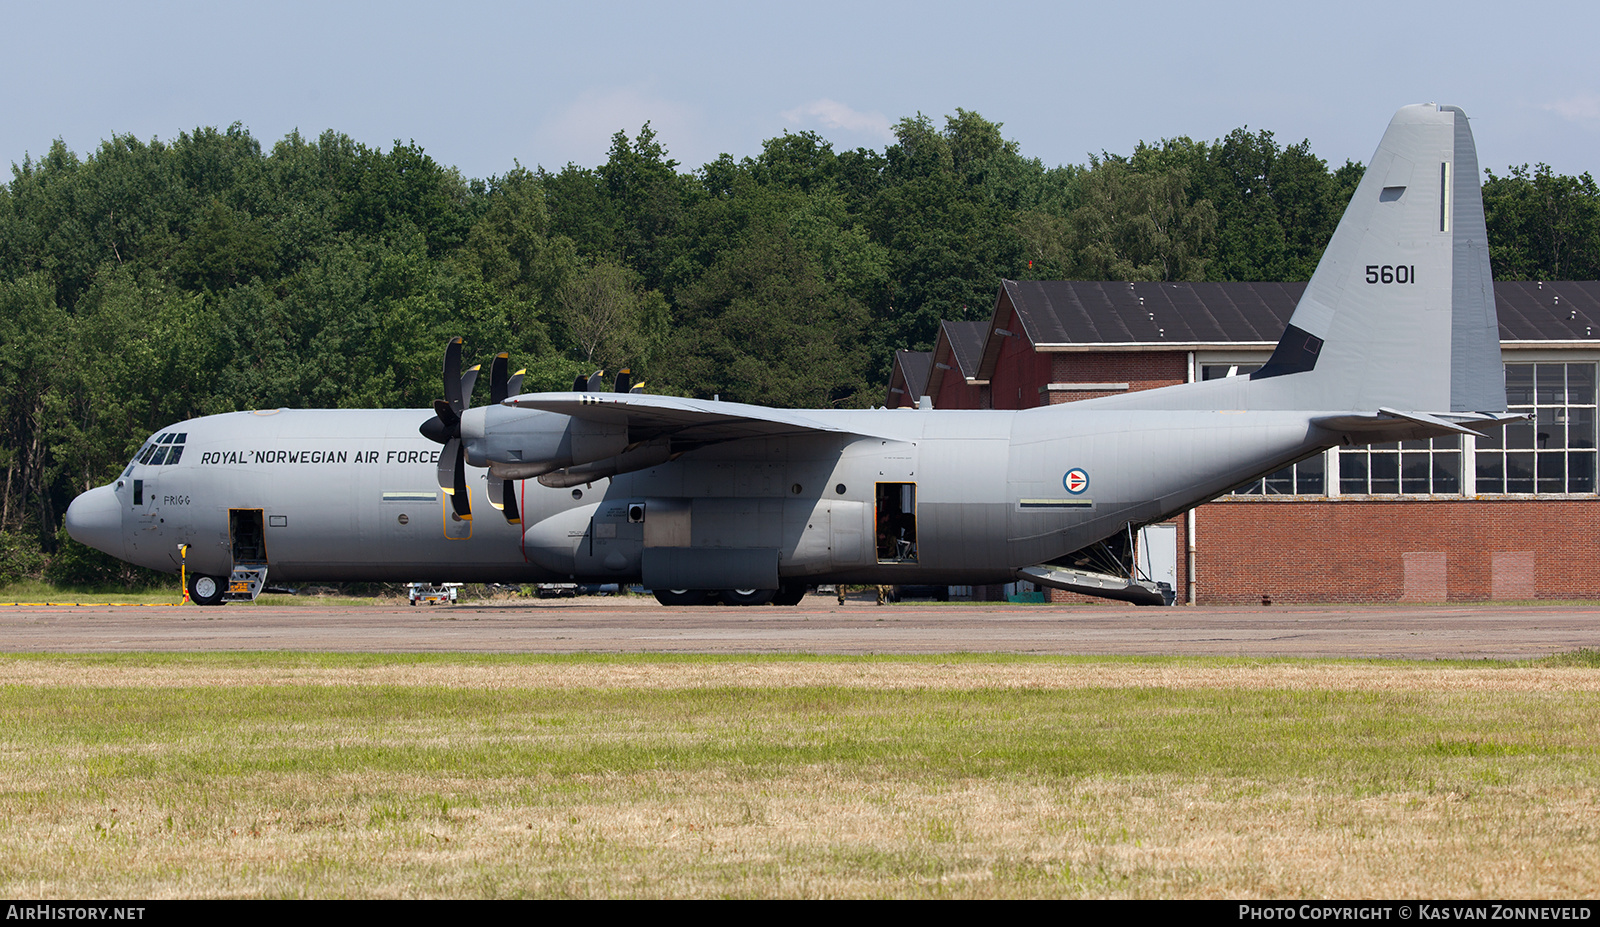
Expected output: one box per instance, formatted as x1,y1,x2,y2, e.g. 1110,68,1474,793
1,597,1598,658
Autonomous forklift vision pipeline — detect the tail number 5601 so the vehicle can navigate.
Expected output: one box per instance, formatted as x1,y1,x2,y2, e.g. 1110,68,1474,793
1365,264,1415,284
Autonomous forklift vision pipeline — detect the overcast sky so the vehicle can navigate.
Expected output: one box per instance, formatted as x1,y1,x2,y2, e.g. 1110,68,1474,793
4,0,1597,181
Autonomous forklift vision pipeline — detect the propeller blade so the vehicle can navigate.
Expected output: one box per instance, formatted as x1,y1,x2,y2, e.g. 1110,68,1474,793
586,370,604,392
438,437,461,493
489,353,509,405
450,440,472,521
443,337,464,415
459,365,480,409
486,474,523,524
506,369,525,399
503,480,521,524
422,337,471,446
573,374,588,392
629,381,644,394
613,368,631,394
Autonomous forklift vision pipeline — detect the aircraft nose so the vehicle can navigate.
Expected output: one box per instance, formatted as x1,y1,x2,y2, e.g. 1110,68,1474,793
64,484,125,560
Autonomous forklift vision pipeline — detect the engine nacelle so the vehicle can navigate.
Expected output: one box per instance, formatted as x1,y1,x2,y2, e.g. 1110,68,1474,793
466,405,628,473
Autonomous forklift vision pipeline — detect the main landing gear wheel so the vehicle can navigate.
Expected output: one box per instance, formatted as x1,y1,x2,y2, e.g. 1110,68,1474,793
652,589,710,607
188,573,226,606
719,588,775,606
771,583,806,606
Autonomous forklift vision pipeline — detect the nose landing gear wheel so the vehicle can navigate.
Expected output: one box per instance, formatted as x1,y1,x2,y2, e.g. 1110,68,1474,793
188,573,226,606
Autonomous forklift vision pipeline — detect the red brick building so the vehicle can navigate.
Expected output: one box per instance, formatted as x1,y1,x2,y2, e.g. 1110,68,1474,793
887,280,1600,604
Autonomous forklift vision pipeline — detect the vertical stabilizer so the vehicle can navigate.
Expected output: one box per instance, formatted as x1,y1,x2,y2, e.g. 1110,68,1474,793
1248,103,1504,413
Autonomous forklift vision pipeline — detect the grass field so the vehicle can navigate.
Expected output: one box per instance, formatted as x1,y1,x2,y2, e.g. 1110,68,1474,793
0,653,1595,898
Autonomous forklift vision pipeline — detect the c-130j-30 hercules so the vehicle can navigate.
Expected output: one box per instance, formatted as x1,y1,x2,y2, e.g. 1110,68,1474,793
65,104,1519,607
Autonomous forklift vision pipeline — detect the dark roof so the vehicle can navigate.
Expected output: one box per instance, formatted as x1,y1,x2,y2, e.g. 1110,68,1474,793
924,321,992,400
995,279,1600,348
1493,281,1600,342
941,320,989,378
1001,280,1302,347
884,349,931,406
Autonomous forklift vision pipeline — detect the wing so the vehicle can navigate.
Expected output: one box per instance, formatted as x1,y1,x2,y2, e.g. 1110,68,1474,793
503,392,878,452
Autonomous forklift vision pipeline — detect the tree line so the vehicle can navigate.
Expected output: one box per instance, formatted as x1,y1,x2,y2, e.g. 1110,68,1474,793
2,111,1598,582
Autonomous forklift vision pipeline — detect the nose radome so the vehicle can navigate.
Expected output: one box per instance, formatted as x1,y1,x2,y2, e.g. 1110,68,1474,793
64,484,125,561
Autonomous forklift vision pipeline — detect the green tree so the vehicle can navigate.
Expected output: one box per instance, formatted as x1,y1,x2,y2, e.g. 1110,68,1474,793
558,259,665,377
1483,164,1600,280
1065,158,1216,281
663,220,870,408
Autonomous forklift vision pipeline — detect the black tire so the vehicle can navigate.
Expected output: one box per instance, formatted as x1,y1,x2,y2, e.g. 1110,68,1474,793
188,573,226,606
771,583,807,606
719,588,775,607
652,589,710,607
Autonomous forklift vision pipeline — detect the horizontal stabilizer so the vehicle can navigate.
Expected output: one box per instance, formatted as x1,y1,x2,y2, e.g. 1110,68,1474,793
1312,408,1525,441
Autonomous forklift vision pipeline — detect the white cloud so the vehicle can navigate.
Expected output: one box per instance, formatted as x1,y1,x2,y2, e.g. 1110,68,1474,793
780,99,893,140
536,86,701,168
1540,94,1600,128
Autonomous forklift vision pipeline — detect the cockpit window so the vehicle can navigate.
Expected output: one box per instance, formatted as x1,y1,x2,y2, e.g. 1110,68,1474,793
133,432,188,466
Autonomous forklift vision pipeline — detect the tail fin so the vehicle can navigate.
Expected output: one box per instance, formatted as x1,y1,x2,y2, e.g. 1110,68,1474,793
1086,104,1505,415
1250,103,1504,413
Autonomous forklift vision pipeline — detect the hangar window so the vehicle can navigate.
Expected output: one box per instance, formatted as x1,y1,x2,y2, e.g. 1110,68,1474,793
1232,454,1326,496
1339,436,1462,495
1203,364,1260,381
1475,362,1596,494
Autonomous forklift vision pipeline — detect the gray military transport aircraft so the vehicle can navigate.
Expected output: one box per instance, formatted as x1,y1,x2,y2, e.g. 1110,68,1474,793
65,104,1518,607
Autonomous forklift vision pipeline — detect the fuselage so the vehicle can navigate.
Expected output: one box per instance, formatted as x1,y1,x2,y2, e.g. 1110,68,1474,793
65,402,1335,588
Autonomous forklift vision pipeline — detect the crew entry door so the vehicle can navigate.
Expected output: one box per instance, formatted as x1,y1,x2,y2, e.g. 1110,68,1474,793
224,508,270,602
229,509,267,564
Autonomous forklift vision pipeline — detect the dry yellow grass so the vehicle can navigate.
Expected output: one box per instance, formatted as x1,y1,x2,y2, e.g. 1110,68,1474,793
2,657,1597,693
0,655,1595,898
